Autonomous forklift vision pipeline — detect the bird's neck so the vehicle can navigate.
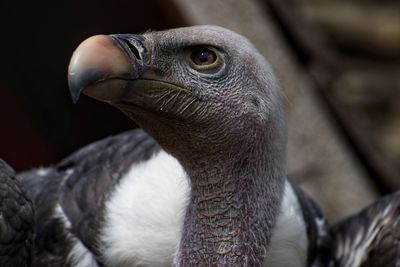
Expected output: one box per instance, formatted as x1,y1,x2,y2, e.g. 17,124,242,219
175,139,286,266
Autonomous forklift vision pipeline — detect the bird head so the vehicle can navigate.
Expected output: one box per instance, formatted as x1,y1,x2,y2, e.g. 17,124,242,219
68,26,286,163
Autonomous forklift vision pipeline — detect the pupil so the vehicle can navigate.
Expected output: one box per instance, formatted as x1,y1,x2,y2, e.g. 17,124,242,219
198,52,209,62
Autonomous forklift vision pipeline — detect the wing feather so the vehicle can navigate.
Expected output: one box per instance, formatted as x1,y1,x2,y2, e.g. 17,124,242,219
18,129,160,266
332,192,400,267
0,159,34,267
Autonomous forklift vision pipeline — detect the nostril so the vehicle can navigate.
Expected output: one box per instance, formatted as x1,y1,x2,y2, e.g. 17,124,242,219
110,34,146,65
121,39,141,61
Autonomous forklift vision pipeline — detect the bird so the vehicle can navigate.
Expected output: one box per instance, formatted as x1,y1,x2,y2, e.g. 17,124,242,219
0,159,34,267
66,25,331,267
13,25,400,266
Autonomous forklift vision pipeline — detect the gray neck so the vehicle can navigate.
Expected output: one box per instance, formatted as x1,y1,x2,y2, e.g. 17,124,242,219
175,133,286,266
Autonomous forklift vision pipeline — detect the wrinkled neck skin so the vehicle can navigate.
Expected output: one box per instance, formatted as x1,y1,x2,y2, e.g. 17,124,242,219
174,127,286,266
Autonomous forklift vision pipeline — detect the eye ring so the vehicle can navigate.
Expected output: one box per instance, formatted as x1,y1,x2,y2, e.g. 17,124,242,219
188,46,221,71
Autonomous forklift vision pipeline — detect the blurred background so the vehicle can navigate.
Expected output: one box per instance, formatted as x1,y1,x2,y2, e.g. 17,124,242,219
0,0,399,222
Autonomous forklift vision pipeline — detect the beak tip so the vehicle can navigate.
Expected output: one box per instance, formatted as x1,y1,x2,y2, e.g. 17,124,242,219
68,75,81,104
70,91,80,104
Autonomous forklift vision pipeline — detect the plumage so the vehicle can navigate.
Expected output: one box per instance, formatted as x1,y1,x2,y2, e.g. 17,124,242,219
0,159,34,267
17,129,323,266
18,129,160,266
100,148,190,267
332,192,400,267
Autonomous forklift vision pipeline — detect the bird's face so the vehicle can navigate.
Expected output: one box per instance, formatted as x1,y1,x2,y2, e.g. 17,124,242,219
69,26,284,158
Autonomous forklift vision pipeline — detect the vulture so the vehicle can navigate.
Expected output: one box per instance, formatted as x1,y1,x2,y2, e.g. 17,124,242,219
0,159,33,267
6,25,400,266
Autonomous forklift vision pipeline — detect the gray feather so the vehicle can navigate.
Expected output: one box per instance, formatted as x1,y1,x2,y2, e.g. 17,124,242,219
0,159,34,267
18,129,160,266
332,192,400,267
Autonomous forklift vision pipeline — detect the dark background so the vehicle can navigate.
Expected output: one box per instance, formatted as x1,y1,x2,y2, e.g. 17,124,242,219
0,0,183,170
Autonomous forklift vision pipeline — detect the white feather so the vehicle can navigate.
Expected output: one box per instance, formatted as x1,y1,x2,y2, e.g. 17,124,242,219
265,181,308,267
68,241,99,267
100,151,307,266
36,168,50,176
54,204,99,267
100,150,190,267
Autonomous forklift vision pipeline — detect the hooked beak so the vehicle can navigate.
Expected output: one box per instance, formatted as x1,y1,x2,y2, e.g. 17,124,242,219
68,34,146,103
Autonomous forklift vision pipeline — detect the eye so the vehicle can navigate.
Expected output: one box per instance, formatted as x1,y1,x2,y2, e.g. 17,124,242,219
188,46,220,71
191,48,216,65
